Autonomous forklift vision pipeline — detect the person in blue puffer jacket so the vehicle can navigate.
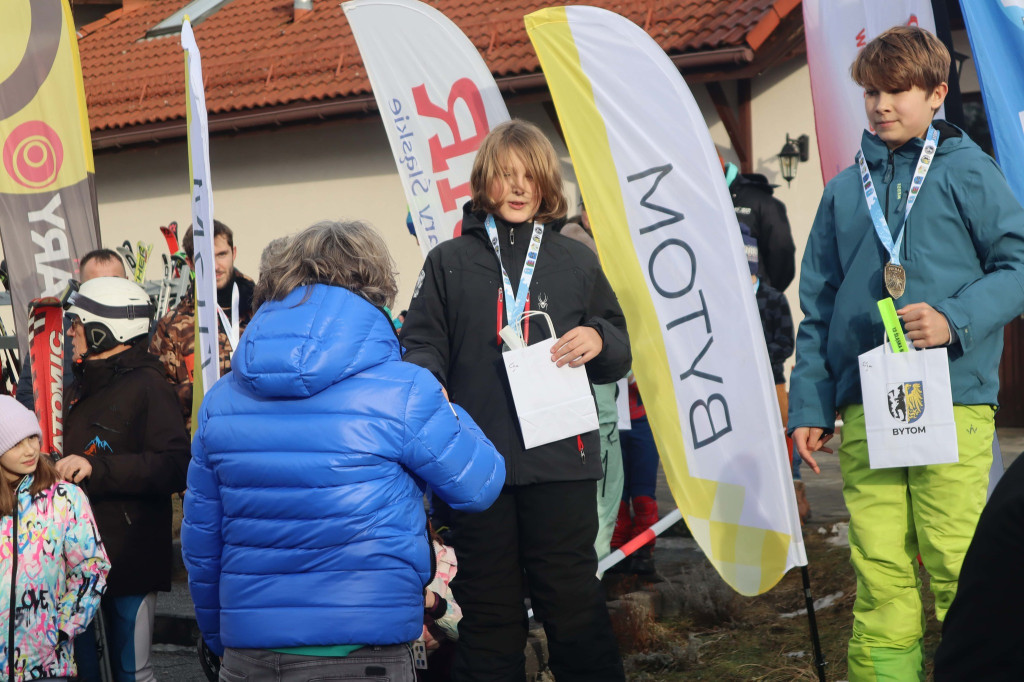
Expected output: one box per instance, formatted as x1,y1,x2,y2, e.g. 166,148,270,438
181,220,505,682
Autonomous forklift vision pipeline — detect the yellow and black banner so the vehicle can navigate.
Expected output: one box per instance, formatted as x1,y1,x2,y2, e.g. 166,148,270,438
0,0,100,358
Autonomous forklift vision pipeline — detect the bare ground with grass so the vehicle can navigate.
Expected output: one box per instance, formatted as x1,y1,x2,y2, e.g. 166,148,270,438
606,525,943,681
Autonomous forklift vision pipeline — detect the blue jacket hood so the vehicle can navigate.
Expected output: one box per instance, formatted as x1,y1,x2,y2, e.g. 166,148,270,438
233,284,399,399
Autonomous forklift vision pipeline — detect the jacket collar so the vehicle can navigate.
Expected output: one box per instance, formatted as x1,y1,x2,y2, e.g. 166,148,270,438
460,202,541,239
15,474,33,494
860,119,965,166
72,342,157,395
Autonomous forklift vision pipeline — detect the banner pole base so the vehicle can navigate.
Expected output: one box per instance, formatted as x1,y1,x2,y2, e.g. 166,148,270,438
801,565,828,682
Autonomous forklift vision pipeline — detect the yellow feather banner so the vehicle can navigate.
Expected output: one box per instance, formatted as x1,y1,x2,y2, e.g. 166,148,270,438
526,6,805,595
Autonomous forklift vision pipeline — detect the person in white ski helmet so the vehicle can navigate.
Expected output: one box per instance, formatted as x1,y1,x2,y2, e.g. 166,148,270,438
14,248,126,411
56,277,190,682
63,277,152,359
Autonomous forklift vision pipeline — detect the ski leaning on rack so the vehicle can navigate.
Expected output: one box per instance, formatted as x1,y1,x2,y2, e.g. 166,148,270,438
0,313,18,396
160,221,180,262
117,240,137,277
27,298,64,459
134,241,153,284
152,221,194,318
0,260,20,395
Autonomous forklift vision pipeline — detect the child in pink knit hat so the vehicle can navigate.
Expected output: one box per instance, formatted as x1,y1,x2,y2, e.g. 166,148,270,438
1,394,110,682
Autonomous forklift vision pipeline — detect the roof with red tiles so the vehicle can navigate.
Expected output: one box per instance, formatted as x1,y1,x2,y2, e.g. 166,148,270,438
78,0,801,134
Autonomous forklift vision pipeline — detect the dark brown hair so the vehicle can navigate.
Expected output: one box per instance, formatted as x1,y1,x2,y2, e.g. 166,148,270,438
0,439,59,516
470,119,568,224
183,220,234,260
851,26,950,93
80,249,125,275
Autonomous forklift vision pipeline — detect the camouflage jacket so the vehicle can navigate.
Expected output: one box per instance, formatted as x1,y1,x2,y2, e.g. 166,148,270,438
149,269,255,428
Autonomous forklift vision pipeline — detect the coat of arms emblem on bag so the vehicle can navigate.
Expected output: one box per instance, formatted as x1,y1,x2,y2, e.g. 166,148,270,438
888,381,925,424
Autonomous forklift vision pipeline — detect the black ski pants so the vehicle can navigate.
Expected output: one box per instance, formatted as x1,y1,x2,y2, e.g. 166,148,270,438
448,480,625,682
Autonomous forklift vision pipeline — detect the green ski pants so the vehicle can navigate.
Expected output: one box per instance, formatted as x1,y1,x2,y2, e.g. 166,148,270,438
839,404,994,682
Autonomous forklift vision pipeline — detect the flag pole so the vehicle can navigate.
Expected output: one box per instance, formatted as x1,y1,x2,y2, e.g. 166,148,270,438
801,565,828,682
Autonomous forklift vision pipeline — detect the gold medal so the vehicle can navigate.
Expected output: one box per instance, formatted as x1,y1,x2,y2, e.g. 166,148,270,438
884,262,906,299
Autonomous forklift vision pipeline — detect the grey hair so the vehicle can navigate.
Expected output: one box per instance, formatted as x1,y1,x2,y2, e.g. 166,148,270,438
258,236,292,280
252,220,398,310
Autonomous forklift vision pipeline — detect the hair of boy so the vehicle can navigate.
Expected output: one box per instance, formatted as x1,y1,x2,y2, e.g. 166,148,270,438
252,220,398,310
258,236,292,279
80,248,125,274
182,220,234,261
470,119,568,224
850,25,950,94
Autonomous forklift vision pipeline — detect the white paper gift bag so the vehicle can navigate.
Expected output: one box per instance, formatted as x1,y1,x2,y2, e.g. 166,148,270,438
858,337,958,469
502,311,599,449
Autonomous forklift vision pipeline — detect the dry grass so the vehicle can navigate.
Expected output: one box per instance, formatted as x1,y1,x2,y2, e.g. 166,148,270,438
172,493,183,539
613,526,944,681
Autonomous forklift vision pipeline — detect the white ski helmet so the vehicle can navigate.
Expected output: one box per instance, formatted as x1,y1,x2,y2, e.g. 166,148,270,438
65,277,153,354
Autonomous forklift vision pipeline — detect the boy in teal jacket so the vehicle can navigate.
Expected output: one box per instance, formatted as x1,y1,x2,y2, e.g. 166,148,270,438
789,26,1024,681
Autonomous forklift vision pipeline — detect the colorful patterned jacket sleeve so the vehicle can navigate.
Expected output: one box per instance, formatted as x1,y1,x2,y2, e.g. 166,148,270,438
57,484,110,638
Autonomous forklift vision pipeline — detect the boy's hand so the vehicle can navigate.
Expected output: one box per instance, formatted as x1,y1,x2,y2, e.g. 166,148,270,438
792,427,833,475
897,302,951,348
552,326,603,368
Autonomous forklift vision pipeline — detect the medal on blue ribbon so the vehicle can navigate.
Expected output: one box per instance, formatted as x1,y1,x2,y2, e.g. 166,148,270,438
856,126,939,299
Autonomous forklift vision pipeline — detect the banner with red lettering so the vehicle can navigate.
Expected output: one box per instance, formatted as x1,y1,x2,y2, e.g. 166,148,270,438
803,0,940,183
343,0,509,255
0,0,100,359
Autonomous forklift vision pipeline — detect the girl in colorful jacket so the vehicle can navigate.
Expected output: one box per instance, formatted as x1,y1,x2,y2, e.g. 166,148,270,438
0,395,110,682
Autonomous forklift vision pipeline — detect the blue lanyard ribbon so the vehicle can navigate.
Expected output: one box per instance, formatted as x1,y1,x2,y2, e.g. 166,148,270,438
856,126,939,267
484,215,544,333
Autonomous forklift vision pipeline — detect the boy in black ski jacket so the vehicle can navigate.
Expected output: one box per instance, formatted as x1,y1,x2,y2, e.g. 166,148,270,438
401,120,630,682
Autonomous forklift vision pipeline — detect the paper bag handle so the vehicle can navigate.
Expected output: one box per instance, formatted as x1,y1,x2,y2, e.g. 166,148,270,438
881,331,920,355
512,310,557,340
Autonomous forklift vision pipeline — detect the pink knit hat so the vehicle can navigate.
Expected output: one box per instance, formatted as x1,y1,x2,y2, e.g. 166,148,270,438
0,395,42,455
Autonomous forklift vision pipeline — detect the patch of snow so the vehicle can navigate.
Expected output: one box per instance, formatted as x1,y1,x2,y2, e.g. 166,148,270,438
825,521,849,547
780,591,845,619
784,651,806,658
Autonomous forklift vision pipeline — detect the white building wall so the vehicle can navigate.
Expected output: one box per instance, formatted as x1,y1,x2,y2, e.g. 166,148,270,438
90,100,574,314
